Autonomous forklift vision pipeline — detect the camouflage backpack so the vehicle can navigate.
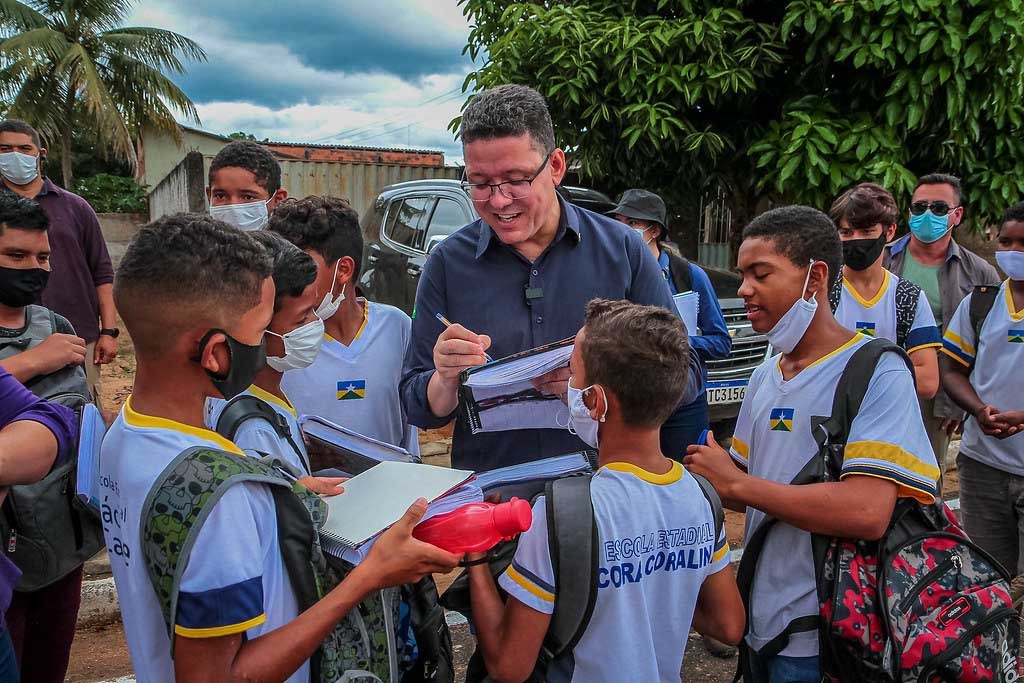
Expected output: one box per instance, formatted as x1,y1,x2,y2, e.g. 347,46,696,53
736,339,1019,683
140,446,409,682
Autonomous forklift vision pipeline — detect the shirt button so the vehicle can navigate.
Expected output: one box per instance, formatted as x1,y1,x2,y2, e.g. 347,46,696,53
536,316,544,324
532,269,539,276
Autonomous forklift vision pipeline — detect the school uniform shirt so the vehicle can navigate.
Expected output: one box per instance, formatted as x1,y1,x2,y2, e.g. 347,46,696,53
835,270,942,352
942,280,1024,475
98,396,308,683
499,460,729,682
282,300,419,456
205,385,311,476
729,335,938,658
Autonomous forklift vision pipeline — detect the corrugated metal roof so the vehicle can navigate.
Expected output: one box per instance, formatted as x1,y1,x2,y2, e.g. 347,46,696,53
178,124,443,155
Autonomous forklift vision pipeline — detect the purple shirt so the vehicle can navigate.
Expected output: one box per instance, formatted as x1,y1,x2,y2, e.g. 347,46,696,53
0,367,77,630
32,179,114,344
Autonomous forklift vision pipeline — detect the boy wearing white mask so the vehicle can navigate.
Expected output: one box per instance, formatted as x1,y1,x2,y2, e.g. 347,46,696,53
685,206,938,683
269,196,419,455
941,202,1024,605
204,230,344,495
207,140,288,231
467,298,744,683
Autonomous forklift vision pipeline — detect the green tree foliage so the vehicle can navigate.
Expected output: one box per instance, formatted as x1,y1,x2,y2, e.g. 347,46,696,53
458,0,1024,240
74,173,146,213
227,131,257,140
0,0,206,188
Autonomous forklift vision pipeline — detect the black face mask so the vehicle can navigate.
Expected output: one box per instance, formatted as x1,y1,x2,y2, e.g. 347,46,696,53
197,329,266,400
0,266,49,307
842,232,888,271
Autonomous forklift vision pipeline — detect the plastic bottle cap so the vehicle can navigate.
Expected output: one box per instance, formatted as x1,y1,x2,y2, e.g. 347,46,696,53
492,497,533,537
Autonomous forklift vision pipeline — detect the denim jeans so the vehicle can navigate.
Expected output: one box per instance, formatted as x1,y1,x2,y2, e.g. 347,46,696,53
957,453,1024,577
748,651,819,683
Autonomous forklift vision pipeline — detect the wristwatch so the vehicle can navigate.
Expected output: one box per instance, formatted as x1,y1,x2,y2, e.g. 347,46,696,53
99,327,120,338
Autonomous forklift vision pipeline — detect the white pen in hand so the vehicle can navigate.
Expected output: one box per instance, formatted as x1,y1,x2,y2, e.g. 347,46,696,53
435,312,494,363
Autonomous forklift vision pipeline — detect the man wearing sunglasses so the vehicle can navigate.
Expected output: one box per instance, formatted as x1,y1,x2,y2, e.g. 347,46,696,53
885,173,999,481
400,84,675,473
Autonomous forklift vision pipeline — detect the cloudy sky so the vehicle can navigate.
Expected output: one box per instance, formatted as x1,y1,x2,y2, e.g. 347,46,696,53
128,1,476,163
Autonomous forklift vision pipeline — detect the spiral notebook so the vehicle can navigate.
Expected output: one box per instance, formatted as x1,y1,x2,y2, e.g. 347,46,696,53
75,403,106,512
298,414,415,475
319,461,475,558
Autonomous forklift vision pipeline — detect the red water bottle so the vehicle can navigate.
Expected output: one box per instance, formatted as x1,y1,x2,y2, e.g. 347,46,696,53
413,498,533,554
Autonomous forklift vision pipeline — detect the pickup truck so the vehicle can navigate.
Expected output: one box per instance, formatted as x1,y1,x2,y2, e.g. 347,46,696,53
358,179,770,427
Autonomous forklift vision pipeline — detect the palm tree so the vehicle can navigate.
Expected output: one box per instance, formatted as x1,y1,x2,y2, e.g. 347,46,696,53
0,0,206,187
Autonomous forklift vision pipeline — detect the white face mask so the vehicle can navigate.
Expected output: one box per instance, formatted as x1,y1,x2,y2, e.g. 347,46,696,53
633,227,654,245
765,260,819,354
0,151,39,185
209,198,271,231
265,317,325,372
315,260,346,320
996,250,1024,281
567,382,606,448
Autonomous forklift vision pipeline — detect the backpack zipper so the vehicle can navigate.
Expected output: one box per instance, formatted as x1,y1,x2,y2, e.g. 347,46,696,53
897,553,962,613
915,606,1017,683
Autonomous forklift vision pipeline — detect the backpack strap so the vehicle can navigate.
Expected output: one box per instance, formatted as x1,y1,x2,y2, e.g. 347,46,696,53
828,274,842,314
691,473,725,542
735,338,909,678
538,473,598,668
140,446,317,655
894,277,922,350
214,394,310,474
664,248,693,293
968,284,1001,349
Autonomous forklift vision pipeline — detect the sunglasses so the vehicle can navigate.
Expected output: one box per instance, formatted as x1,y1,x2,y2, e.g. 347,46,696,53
909,200,960,217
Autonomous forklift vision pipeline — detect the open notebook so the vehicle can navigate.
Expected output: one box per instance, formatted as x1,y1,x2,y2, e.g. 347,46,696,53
298,415,416,475
459,337,574,434
319,461,475,561
75,403,106,512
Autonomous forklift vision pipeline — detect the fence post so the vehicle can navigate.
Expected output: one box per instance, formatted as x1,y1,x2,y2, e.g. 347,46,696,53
184,151,206,213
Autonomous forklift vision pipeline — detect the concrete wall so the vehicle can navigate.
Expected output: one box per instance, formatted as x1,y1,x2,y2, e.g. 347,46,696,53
139,126,230,190
97,212,146,242
148,152,207,222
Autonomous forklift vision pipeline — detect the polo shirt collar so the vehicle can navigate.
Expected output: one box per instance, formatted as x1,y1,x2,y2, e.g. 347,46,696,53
36,177,60,197
474,194,581,259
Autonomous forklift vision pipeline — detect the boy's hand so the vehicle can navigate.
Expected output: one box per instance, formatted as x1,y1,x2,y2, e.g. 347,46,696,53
684,431,744,498
28,333,87,375
975,405,1010,437
433,324,491,386
360,498,461,589
298,476,346,497
531,366,571,403
992,410,1024,438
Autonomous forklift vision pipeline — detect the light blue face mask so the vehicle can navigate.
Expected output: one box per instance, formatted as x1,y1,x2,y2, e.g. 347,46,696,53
909,211,951,244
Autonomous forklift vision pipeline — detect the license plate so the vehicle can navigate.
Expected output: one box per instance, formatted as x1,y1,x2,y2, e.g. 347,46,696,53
706,382,747,405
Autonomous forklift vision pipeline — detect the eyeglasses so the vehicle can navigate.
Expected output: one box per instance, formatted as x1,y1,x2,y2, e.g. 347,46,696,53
909,200,960,217
461,153,551,203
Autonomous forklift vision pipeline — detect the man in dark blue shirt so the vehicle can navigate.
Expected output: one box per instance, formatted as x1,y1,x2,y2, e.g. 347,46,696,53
399,85,683,471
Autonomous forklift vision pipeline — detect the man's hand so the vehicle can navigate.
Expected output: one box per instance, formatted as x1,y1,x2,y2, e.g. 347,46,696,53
974,406,1009,438
992,410,1024,439
432,324,491,386
683,432,745,502
531,366,571,403
26,333,86,375
358,498,461,589
939,418,963,437
298,476,347,497
94,334,118,364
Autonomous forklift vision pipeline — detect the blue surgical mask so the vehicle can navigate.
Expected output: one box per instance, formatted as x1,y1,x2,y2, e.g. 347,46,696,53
909,211,951,244
765,261,818,354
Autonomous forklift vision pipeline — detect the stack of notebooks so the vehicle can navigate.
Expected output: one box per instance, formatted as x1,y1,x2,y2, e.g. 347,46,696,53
459,337,574,434
75,403,106,512
673,290,700,336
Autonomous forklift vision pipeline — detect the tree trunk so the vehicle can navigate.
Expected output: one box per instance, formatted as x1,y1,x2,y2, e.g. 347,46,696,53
60,127,73,189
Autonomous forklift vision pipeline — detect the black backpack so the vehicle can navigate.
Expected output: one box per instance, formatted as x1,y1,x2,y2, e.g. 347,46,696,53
829,275,922,349
211,397,454,682
967,284,1002,349
735,339,1018,682
444,468,724,682
0,305,105,591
